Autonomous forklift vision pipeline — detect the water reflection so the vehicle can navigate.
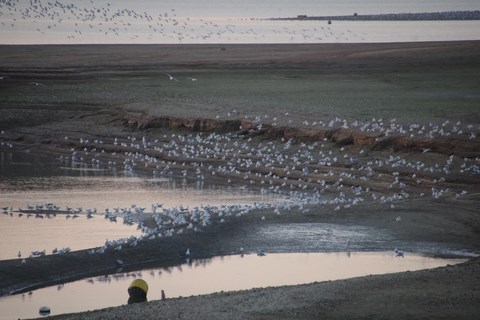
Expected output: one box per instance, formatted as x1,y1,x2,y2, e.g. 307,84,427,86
0,252,466,319
0,150,282,260
0,150,279,208
0,213,141,261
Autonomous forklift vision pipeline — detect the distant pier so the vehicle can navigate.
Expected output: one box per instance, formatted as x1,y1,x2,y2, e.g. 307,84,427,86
267,10,480,21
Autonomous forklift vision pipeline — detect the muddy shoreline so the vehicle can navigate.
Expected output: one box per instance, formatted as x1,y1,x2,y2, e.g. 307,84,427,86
2,200,477,298
0,42,479,319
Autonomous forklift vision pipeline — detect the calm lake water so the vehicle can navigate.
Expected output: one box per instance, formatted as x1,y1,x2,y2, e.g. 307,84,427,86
0,150,281,260
0,252,466,319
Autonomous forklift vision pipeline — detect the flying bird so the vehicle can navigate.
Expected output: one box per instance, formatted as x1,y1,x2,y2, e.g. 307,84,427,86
166,73,178,81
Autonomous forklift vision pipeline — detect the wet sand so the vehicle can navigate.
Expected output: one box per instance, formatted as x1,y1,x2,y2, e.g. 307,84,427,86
0,41,479,319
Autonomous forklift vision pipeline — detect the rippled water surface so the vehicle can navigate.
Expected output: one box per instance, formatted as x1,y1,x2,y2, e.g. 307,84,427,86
0,252,466,319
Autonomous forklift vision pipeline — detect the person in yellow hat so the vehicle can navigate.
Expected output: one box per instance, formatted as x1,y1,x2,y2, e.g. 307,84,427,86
128,279,148,304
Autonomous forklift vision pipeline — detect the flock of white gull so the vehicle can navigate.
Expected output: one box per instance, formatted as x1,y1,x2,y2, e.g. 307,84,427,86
1,112,478,261
1,0,367,43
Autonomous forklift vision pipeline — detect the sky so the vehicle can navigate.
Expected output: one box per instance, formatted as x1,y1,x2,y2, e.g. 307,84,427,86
1,0,479,44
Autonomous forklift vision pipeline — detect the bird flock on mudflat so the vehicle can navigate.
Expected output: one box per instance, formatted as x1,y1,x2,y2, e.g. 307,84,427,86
1,110,478,260
0,0,367,43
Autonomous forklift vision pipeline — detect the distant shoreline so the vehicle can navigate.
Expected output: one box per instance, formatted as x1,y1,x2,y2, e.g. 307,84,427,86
266,10,480,21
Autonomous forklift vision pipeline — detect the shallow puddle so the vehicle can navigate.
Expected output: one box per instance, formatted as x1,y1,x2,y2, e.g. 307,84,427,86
0,252,466,319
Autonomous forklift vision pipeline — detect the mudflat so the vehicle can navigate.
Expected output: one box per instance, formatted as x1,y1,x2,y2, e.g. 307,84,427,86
0,41,479,319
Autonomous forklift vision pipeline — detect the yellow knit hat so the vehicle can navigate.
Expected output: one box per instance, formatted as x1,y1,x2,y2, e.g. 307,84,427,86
128,279,149,294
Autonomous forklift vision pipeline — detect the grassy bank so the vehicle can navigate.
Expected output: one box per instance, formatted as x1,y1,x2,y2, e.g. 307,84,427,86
1,41,479,126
